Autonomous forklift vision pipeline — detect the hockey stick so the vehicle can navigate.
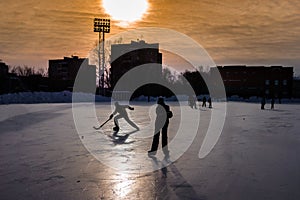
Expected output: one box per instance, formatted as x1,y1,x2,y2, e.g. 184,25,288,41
93,117,111,130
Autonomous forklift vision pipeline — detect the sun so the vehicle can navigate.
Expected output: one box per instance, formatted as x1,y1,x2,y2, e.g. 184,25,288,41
102,0,148,26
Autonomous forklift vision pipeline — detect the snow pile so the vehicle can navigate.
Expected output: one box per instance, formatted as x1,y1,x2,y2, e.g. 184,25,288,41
132,95,157,102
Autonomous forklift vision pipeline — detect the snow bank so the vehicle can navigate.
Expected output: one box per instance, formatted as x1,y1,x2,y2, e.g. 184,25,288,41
226,95,300,103
0,92,299,104
0,91,110,104
132,95,188,102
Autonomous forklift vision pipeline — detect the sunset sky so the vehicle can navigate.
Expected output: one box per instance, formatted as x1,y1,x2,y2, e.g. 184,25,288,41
1,0,300,75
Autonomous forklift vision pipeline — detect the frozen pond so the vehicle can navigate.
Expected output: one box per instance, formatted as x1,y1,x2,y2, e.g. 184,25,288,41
0,102,300,199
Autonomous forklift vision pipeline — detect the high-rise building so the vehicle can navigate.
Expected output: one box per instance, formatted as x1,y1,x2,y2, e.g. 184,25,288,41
110,40,162,92
48,56,96,92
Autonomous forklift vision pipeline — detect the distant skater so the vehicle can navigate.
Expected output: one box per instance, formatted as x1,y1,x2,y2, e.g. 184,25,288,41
208,97,212,108
109,102,139,131
188,95,197,109
261,96,266,110
278,94,282,104
148,97,173,157
271,97,275,109
202,96,207,107
193,95,198,109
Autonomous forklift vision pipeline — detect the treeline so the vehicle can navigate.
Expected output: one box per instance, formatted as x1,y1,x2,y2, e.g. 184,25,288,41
131,67,209,98
8,65,48,77
0,64,49,94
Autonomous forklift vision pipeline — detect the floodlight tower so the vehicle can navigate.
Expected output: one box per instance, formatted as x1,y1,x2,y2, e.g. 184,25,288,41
94,18,110,95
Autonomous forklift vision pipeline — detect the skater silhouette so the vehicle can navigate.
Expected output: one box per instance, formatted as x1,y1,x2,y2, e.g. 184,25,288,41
208,97,212,108
109,102,139,131
202,96,207,107
261,96,266,110
148,97,172,157
271,97,275,109
188,95,197,109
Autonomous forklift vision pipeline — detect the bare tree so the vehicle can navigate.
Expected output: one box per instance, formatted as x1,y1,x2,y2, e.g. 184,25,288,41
91,37,124,89
36,67,48,77
8,65,47,77
9,65,33,76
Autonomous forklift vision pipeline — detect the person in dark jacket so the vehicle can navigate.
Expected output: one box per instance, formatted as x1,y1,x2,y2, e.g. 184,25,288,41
271,97,275,109
261,96,266,110
208,97,212,108
202,96,207,107
148,97,172,157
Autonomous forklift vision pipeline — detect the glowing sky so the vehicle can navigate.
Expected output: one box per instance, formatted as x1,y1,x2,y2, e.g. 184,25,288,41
1,0,300,75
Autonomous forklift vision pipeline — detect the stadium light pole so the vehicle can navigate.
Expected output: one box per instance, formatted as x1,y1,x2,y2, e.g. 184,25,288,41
94,18,110,95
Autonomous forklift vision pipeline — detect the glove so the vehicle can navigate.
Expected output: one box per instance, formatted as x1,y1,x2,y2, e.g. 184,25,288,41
109,114,113,119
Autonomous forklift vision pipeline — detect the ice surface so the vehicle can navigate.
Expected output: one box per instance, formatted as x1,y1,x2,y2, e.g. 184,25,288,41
0,102,300,199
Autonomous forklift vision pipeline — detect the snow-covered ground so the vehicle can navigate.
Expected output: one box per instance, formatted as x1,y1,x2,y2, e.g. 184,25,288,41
0,91,111,104
0,102,300,199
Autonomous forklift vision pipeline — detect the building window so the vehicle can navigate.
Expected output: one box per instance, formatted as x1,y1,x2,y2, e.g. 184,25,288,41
283,80,287,86
274,80,279,86
265,80,270,85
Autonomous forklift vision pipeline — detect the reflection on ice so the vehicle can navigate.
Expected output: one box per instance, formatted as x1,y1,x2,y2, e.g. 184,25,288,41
112,173,135,199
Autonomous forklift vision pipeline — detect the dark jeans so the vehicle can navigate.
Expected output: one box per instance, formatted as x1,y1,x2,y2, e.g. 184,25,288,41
150,122,169,153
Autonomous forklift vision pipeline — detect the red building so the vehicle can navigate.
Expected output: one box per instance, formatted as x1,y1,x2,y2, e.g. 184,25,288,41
217,65,293,98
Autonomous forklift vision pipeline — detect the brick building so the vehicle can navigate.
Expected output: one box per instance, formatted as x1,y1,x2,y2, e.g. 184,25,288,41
217,65,293,98
110,40,162,96
48,56,96,92
110,40,162,93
